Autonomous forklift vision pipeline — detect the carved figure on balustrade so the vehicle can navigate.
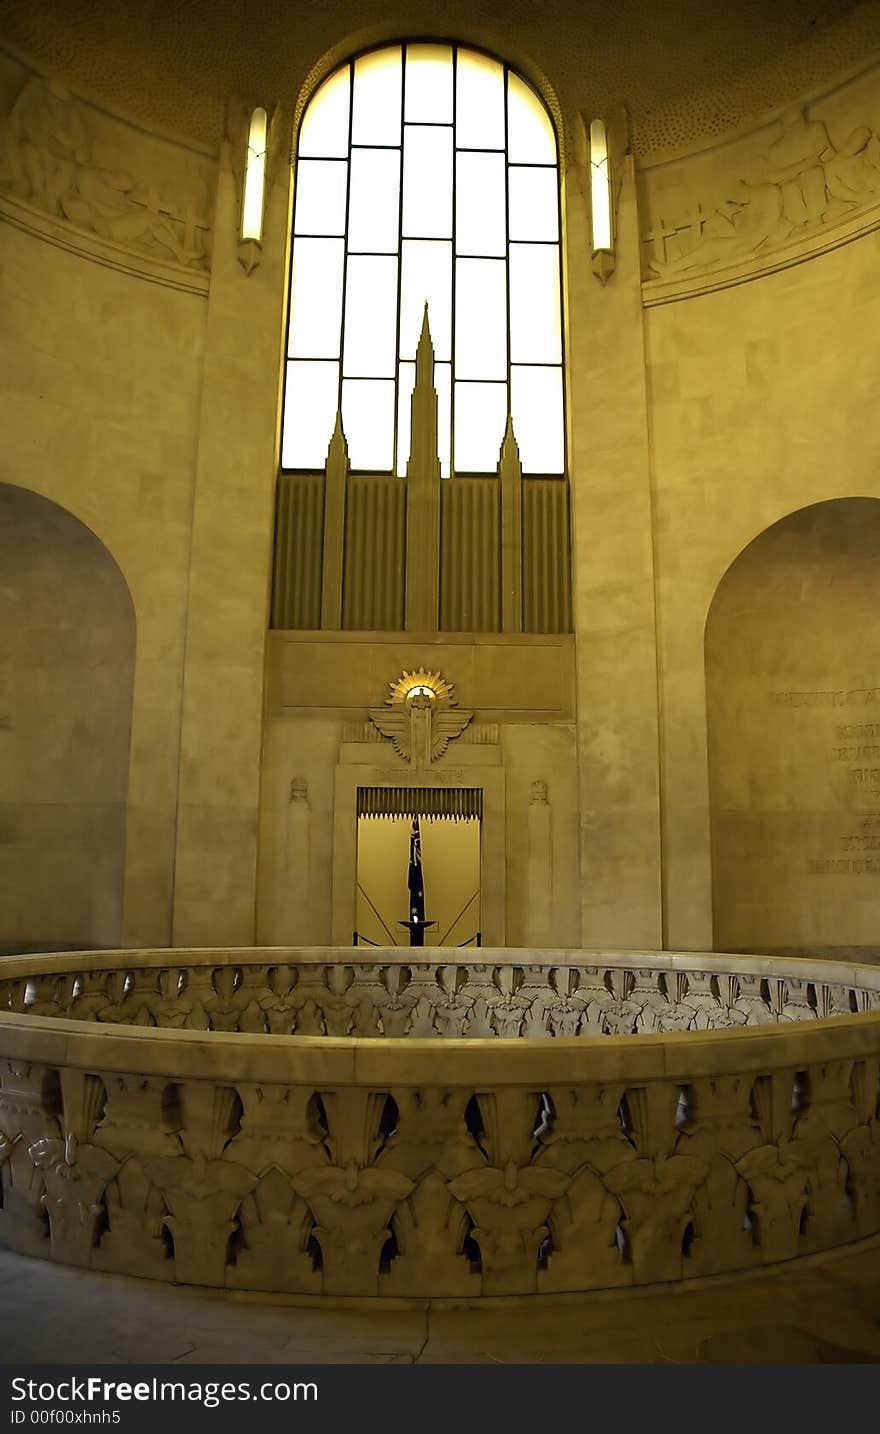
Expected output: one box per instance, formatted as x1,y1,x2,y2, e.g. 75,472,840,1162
446,1158,569,1293
542,970,582,1038
491,967,530,1038
204,967,244,1032
384,1168,477,1294
96,1156,172,1276
781,978,817,1023
146,968,183,1028
604,1152,709,1283
259,964,298,1034
291,1157,414,1295
674,1074,761,1275
734,974,776,1026
371,966,417,1037
735,1144,808,1262
30,1131,119,1265
378,1087,480,1294
304,966,350,1037
27,975,62,1019
820,983,856,1019
234,967,273,1034
841,1119,880,1232
144,1151,255,1286
93,970,129,1025
228,1167,321,1293
790,1061,859,1248
432,966,473,1037
679,971,722,1030
117,969,159,1026
539,1162,629,1292
70,971,112,1022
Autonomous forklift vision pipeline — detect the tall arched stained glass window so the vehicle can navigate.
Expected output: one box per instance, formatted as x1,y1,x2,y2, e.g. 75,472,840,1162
282,44,564,478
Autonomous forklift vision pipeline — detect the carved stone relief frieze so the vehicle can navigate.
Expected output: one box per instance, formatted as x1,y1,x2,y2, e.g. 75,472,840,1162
0,54,214,274
640,66,880,290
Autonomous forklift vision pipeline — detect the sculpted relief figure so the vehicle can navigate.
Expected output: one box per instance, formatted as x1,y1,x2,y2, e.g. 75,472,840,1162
647,104,880,280
0,75,210,268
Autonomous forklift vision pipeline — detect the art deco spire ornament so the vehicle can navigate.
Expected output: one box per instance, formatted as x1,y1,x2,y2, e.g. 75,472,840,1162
369,670,473,767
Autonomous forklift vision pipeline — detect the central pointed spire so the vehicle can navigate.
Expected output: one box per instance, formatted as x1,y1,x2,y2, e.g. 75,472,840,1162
405,302,441,630
415,302,435,386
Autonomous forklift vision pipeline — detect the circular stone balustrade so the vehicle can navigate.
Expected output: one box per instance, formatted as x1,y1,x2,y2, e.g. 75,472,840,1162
1,947,879,1300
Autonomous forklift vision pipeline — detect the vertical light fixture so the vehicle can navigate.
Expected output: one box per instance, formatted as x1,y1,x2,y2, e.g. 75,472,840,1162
239,105,268,273
589,118,614,283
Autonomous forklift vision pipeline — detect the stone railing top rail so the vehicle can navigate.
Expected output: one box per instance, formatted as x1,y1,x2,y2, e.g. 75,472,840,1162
2,946,880,987
0,947,878,1088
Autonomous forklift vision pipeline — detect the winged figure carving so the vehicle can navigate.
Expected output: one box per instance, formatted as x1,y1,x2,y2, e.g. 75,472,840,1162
368,669,473,766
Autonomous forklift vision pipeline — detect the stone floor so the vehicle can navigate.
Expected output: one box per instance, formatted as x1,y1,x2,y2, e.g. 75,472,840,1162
1,1242,879,1364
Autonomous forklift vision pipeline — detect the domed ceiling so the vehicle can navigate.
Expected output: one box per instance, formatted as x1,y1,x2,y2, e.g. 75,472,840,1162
1,0,879,159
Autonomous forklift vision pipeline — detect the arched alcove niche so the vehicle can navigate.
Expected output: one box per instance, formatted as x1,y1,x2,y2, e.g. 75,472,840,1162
0,485,135,954
706,498,880,959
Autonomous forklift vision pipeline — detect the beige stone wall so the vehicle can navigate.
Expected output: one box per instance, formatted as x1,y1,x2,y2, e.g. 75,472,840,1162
647,229,880,952
4,28,880,956
0,70,209,948
0,486,134,951
706,499,880,956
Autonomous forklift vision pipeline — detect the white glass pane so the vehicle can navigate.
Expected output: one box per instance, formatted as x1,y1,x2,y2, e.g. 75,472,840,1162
509,244,561,363
396,361,415,477
454,381,508,472
398,361,451,476
508,166,558,241
282,361,339,468
403,126,453,237
348,149,400,252
507,72,556,164
343,255,398,377
288,238,344,358
293,159,348,236
435,361,452,478
456,49,504,149
510,365,564,473
352,48,402,146
342,379,395,469
456,152,506,256
404,44,453,123
455,258,507,380
299,68,351,158
400,240,451,361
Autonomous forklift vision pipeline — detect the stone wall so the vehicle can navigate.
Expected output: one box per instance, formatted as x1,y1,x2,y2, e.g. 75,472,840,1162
2,30,880,953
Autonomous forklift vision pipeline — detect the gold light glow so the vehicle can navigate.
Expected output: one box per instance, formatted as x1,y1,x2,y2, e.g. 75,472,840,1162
241,106,268,242
589,117,612,254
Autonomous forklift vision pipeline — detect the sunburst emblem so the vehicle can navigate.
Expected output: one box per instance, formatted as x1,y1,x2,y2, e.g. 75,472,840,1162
386,669,457,707
371,669,472,765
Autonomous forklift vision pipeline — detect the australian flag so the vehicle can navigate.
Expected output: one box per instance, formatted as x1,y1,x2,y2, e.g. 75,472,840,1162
408,816,425,926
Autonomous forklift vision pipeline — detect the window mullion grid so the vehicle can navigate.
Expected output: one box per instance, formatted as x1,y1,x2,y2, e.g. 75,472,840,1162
503,62,512,450
393,48,407,477
450,43,458,479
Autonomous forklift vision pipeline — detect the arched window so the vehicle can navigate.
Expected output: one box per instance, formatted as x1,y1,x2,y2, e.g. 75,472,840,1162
281,43,564,478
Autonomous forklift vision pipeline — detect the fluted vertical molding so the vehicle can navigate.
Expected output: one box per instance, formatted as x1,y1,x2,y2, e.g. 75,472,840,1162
321,412,348,630
499,415,523,633
405,306,441,631
525,780,553,946
282,777,311,941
